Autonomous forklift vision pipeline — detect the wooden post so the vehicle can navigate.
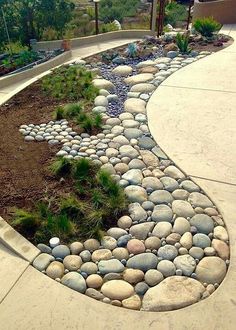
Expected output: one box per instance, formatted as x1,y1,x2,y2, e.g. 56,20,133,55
95,1,99,35
151,0,158,32
157,0,165,37
187,0,194,30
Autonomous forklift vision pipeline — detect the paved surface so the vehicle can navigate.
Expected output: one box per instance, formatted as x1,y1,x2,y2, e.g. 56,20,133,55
1,27,236,329
0,38,137,106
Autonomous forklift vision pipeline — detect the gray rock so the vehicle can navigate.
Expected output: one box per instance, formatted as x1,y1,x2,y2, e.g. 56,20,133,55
86,288,105,300
189,247,204,260
33,253,55,271
127,253,158,272
164,166,185,179
142,177,163,190
173,255,196,276
138,136,156,150
172,200,195,217
152,205,173,222
167,51,179,58
157,260,176,277
122,169,143,185
98,259,125,274
180,180,200,192
61,272,87,293
129,222,155,240
190,214,214,234
119,145,139,159
152,146,168,160
37,244,52,254
152,222,172,238
144,269,164,286
128,159,146,170
188,192,213,208
80,262,98,275
160,177,179,192
196,257,227,284
172,217,191,235
149,190,174,204
157,245,178,260
124,128,143,140
107,227,128,239
135,282,149,295
129,203,147,222
193,233,211,248
172,189,189,200
52,245,70,259
125,185,148,203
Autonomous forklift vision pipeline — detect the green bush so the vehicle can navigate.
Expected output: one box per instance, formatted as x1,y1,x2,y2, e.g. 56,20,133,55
176,33,191,54
193,17,221,37
41,65,99,101
164,2,187,27
100,22,119,34
11,158,128,243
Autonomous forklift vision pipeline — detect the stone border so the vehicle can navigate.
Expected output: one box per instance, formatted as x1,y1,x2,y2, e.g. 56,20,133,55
0,51,72,89
33,30,155,51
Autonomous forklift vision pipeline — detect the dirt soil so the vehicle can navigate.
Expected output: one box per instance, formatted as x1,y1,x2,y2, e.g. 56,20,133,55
0,82,72,219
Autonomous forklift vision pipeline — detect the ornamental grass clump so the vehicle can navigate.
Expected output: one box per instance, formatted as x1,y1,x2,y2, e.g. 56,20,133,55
11,158,128,243
176,33,191,54
193,17,221,38
42,65,99,101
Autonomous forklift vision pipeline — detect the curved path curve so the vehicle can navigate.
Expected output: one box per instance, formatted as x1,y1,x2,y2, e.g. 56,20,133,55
0,26,236,329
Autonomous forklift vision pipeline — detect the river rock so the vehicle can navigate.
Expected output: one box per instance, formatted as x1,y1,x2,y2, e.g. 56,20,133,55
172,217,191,235
140,150,159,167
188,192,213,208
33,253,55,271
173,255,196,276
172,200,195,218
130,83,155,93
149,190,174,204
152,205,173,222
126,253,158,272
122,295,142,310
98,259,125,274
101,280,134,300
61,272,87,293
127,239,145,255
93,78,115,91
63,255,82,271
213,226,229,242
157,260,176,277
212,239,230,260
46,261,65,279
152,222,172,238
144,269,164,286
196,257,227,284
142,276,205,311
124,73,154,85
158,245,178,260
92,249,113,262
112,65,133,76
129,222,155,240
124,98,146,114
190,214,214,234
125,185,148,203
52,245,70,259
122,169,143,185
193,233,211,248
123,269,144,284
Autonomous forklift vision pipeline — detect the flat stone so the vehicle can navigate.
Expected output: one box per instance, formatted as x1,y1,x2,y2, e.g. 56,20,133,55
52,245,70,259
124,73,154,86
101,236,117,250
80,262,98,275
172,200,195,218
142,276,205,311
112,247,129,260
188,192,213,208
122,119,139,128
190,214,214,234
212,239,230,260
138,137,156,150
101,280,134,300
124,98,146,114
93,78,115,91
173,255,196,276
107,228,128,240
94,95,108,107
172,189,189,200
149,190,174,204
124,128,143,139
127,239,146,255
113,135,129,146
98,259,125,274
152,222,172,238
136,60,156,68
125,185,148,203
129,222,155,240
86,288,104,300
144,269,164,286
152,205,173,222
130,83,155,93
112,65,133,76
142,177,163,190
126,253,158,272
196,257,227,284
128,159,146,170
61,272,87,293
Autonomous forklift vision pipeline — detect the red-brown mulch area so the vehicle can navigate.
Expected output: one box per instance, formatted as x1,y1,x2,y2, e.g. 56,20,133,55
0,82,69,219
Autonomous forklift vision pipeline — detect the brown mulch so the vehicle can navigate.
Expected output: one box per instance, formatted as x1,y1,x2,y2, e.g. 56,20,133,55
0,82,71,219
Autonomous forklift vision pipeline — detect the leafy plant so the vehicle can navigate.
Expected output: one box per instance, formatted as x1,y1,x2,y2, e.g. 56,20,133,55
164,2,187,27
101,22,119,33
125,43,140,58
193,17,221,38
76,112,103,134
50,156,73,177
42,65,99,101
176,33,191,54
11,209,39,232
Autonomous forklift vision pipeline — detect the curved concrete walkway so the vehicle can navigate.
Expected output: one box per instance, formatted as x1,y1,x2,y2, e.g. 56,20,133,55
0,26,236,330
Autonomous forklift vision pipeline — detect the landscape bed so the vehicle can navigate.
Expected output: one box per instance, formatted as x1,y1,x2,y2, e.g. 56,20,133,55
0,30,231,312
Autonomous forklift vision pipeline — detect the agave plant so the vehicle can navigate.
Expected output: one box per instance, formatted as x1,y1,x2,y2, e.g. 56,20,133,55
176,33,191,54
125,43,140,58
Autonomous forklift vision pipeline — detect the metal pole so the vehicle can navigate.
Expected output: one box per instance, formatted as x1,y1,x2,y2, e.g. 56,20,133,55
95,2,99,35
1,8,12,55
186,0,193,30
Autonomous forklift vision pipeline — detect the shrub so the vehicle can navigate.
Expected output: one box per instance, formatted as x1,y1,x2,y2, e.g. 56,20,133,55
42,65,99,101
164,2,187,27
176,33,191,54
11,158,128,243
193,17,221,38
101,22,119,33
76,112,103,134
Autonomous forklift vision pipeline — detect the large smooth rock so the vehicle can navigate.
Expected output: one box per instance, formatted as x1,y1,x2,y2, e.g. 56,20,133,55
142,177,163,190
164,166,185,179
33,253,55,271
172,200,195,218
61,272,87,293
98,259,125,274
93,78,115,91
196,257,227,284
126,253,158,272
124,98,146,114
188,192,213,208
172,217,191,235
129,222,155,240
122,169,143,185
149,190,174,204
142,276,205,311
124,73,154,85
190,214,214,234
125,185,148,203
212,239,230,260
152,222,172,238
119,145,139,159
173,255,196,276
140,150,159,167
101,280,134,300
129,203,147,222
112,65,133,76
130,83,155,93
46,261,64,279
157,245,178,261
152,205,173,222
